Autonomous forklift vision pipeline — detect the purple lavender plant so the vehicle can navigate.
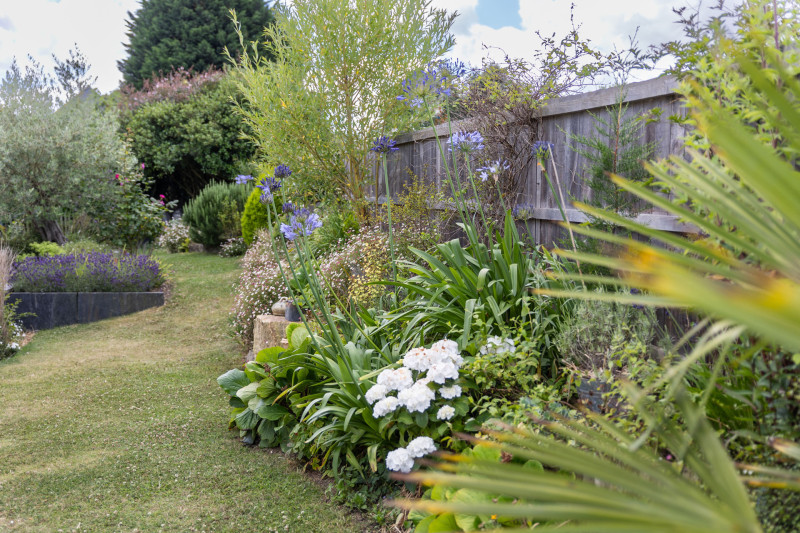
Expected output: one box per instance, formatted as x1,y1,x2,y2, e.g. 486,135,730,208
11,253,164,293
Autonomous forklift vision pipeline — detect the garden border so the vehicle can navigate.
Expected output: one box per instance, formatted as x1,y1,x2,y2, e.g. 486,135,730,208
7,291,165,330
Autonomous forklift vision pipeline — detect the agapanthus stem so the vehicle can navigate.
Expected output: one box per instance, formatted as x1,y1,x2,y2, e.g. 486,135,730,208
382,154,398,298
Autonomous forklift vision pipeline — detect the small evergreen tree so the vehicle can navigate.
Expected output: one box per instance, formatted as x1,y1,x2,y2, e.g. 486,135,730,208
118,0,275,89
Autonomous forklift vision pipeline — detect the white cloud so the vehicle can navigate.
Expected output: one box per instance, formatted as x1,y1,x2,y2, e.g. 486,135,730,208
433,0,690,77
0,0,139,94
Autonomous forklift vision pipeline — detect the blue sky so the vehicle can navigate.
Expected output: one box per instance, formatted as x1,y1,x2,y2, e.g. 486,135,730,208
0,0,695,94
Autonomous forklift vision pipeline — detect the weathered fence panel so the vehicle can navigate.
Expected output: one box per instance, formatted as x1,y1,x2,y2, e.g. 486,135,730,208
373,76,690,247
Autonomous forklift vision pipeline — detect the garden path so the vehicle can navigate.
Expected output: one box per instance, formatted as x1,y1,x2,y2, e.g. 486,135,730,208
0,252,372,532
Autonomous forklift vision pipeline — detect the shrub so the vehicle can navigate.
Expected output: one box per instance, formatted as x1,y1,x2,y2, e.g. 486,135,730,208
240,184,273,246
11,252,165,293
121,71,258,203
26,241,65,257
61,239,110,255
182,181,253,246
1,244,23,359
158,218,191,253
229,229,287,348
219,237,248,257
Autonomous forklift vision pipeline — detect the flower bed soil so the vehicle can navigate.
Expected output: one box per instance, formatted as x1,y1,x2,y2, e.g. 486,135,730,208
8,291,164,330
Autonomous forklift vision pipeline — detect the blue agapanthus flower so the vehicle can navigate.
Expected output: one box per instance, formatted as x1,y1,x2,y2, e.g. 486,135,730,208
257,176,282,203
397,63,455,108
282,201,295,214
371,135,399,154
476,160,510,182
448,131,484,153
274,165,292,178
532,141,555,157
234,174,253,184
280,207,322,241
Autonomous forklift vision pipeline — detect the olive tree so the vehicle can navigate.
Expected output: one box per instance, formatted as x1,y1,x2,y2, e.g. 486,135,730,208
228,0,455,213
0,60,124,244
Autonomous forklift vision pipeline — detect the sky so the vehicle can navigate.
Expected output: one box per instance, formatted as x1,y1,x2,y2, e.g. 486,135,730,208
0,0,698,94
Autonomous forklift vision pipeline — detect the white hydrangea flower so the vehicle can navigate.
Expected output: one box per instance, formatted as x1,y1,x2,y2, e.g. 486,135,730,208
426,361,459,384
407,436,437,458
373,396,400,417
365,384,388,404
480,336,515,355
398,381,435,413
431,339,459,355
429,343,464,368
402,347,445,372
439,384,462,399
386,447,414,473
377,367,414,391
436,405,455,421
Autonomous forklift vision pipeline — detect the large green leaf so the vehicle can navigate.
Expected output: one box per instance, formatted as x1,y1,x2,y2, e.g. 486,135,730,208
217,369,250,396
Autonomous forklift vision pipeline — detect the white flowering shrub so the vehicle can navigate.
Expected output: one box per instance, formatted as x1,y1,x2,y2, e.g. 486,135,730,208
229,229,288,348
219,237,248,257
366,339,470,472
157,217,191,253
0,313,23,359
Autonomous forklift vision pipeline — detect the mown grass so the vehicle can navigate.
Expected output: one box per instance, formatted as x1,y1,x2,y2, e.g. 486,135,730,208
0,252,374,532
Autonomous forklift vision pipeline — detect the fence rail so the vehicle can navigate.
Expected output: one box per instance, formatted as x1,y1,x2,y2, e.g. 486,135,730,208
373,76,690,246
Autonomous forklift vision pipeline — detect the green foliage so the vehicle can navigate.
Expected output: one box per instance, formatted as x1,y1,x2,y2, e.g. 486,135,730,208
122,74,257,203
92,165,173,251
0,58,126,245
118,0,275,88
182,181,252,246
240,184,272,246
61,239,110,255
228,0,455,212
554,289,659,376
158,217,191,253
26,241,65,257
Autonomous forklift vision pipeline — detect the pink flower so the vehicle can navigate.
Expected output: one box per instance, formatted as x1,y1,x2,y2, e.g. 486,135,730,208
141,163,146,169
115,174,120,179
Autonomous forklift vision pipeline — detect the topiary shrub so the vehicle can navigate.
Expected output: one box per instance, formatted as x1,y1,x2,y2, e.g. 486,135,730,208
240,186,271,246
182,181,252,247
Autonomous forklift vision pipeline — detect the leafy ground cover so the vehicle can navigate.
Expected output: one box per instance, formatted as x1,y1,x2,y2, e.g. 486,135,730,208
0,252,374,532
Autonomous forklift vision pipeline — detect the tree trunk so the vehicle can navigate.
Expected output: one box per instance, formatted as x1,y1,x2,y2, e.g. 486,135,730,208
35,219,67,245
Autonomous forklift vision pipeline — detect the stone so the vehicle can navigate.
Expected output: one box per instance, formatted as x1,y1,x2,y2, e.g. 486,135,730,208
252,314,290,354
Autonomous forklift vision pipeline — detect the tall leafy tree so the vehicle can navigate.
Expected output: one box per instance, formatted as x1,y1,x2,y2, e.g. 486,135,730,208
118,0,275,89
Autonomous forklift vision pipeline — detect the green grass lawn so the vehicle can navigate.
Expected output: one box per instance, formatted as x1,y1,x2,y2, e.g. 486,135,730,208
0,252,374,532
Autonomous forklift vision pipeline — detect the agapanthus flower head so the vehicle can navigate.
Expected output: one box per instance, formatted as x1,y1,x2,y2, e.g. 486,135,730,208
235,174,253,184
370,135,399,154
279,207,322,241
476,160,510,182
257,176,282,203
532,141,555,157
397,64,452,108
448,131,484,153
274,165,292,178
438,58,468,79
281,201,295,214
512,203,535,219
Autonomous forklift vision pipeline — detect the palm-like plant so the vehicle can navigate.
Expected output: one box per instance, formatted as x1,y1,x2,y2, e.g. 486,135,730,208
394,54,800,530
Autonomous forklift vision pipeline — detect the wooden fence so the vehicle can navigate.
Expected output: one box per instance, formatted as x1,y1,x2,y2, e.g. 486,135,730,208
372,76,693,247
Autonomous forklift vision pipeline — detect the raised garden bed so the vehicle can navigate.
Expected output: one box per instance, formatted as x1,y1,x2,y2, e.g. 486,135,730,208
8,291,165,330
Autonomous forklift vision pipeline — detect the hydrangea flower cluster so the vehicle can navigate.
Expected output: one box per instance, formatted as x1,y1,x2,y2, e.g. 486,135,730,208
385,436,437,473
476,160,510,182
280,207,322,241
448,131,484,153
370,135,399,154
480,336,516,356
367,340,465,472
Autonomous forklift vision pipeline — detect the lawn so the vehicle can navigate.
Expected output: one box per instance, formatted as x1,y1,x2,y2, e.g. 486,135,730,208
0,252,374,532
